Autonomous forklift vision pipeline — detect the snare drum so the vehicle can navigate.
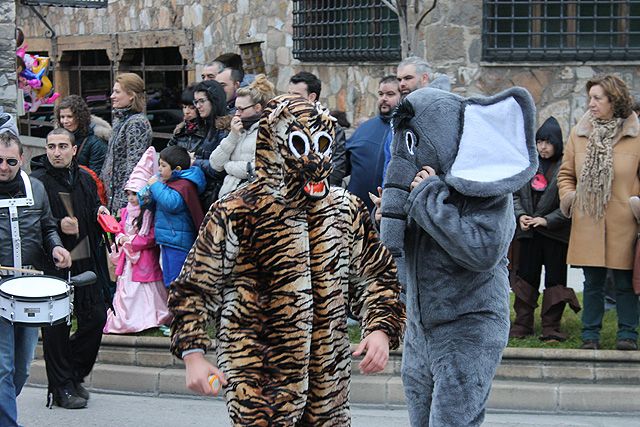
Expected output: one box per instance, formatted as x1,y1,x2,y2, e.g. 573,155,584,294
0,276,71,327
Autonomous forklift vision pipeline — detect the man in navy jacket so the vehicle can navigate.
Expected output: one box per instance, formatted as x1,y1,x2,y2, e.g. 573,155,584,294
345,75,400,212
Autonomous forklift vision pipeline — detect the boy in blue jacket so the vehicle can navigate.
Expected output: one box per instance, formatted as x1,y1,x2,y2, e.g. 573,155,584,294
140,145,206,287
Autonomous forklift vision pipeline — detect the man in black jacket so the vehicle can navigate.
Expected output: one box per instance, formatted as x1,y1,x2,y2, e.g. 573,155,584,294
30,128,110,409
0,117,71,427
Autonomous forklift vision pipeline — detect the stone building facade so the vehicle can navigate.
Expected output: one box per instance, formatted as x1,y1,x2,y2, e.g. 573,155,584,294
0,0,16,114
14,0,640,139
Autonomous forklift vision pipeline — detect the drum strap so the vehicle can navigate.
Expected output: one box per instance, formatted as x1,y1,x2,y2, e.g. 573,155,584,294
0,171,35,277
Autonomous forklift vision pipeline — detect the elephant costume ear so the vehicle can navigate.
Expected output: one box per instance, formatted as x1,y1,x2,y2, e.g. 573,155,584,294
446,87,538,197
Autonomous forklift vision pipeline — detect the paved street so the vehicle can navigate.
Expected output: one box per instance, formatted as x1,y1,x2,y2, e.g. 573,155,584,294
18,386,640,427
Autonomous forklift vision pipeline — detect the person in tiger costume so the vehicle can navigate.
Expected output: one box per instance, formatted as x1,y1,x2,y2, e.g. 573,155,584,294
169,94,405,426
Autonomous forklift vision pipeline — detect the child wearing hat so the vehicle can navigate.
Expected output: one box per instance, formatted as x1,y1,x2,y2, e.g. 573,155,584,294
103,146,171,334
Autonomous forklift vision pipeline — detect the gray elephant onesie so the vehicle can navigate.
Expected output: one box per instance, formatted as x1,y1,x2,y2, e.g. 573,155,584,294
380,87,537,426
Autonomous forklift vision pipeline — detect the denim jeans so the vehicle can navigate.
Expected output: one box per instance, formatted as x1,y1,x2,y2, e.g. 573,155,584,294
0,319,39,427
582,267,639,342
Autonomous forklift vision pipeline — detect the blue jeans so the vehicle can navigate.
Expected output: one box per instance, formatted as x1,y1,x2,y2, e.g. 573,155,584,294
0,319,39,427
582,267,639,342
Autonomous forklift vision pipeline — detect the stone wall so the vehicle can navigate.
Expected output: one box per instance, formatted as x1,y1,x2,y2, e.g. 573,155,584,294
421,0,640,138
15,0,640,137
0,0,16,114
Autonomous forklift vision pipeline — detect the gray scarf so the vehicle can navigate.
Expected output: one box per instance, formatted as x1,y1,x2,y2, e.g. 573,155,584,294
575,115,622,220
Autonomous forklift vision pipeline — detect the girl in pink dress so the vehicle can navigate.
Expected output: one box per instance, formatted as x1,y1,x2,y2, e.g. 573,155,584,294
103,147,171,334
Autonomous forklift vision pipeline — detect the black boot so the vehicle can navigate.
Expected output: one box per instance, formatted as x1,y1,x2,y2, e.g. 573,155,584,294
540,285,581,342
74,382,90,401
509,276,539,338
52,384,88,409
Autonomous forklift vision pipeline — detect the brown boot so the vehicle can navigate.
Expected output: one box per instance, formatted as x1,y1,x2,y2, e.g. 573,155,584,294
509,276,539,338
540,285,581,342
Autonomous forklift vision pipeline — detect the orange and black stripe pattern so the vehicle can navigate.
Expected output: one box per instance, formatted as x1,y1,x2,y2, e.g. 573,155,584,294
169,95,405,426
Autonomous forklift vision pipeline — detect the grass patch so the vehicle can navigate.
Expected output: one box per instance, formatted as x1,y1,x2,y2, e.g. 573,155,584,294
507,291,620,350
102,292,624,350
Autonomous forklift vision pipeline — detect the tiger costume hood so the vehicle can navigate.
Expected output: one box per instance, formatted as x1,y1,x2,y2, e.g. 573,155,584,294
255,94,336,202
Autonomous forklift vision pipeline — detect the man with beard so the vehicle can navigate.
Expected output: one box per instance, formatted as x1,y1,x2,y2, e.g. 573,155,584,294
371,58,450,220
345,76,400,212
30,128,109,409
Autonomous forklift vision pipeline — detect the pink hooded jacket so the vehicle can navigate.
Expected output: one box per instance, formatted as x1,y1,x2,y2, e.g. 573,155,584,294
114,207,163,283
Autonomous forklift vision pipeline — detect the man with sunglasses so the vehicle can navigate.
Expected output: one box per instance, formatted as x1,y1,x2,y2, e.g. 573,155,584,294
0,112,71,427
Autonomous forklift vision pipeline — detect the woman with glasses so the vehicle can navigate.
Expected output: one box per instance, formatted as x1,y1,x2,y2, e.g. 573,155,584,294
209,74,275,198
101,73,152,211
191,80,229,209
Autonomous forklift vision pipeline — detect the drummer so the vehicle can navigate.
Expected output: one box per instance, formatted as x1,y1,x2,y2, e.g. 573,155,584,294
30,127,110,409
0,114,71,427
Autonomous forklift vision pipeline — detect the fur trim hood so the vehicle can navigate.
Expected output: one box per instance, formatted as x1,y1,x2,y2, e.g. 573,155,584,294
91,115,112,141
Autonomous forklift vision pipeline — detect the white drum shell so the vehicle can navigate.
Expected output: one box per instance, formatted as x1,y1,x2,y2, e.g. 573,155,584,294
0,276,71,327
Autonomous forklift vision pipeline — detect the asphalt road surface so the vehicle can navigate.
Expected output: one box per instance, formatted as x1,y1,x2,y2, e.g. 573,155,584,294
18,386,640,427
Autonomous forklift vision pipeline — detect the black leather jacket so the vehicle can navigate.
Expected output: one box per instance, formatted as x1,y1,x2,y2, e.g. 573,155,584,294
0,175,63,271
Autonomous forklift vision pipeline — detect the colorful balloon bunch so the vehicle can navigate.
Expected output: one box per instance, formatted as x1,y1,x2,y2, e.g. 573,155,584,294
16,28,59,113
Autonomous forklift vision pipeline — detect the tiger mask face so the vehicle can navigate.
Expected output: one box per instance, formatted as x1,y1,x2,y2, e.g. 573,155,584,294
256,94,336,201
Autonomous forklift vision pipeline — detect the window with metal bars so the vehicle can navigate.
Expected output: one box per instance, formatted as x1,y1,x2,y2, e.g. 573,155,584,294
20,0,107,7
292,0,401,62
483,0,640,61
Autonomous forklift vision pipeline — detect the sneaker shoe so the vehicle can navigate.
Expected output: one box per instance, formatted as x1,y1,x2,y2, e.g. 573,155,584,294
54,385,87,409
74,382,90,400
616,339,638,351
580,340,600,350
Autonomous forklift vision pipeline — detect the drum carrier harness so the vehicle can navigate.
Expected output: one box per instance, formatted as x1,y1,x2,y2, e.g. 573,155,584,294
0,170,35,277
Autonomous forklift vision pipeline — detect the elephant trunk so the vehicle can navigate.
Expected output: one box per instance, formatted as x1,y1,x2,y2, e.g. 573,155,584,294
380,155,418,293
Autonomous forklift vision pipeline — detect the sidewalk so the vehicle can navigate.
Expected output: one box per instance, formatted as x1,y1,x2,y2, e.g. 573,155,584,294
27,335,640,414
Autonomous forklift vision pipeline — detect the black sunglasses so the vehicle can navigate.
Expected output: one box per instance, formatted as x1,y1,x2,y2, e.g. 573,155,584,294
0,158,19,166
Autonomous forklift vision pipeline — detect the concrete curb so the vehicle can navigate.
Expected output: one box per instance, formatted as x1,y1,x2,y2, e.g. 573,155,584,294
26,360,640,413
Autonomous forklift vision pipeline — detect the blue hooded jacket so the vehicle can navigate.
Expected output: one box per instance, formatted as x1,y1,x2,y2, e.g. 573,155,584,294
140,166,206,252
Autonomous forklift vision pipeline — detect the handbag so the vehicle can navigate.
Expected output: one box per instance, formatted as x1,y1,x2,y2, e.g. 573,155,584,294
633,233,640,295
97,213,122,234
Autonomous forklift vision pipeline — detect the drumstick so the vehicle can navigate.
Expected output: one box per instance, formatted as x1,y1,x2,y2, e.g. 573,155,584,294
0,265,44,275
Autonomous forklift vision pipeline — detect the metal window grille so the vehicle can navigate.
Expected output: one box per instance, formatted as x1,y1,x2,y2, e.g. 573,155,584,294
483,0,640,61
292,0,401,62
20,0,107,7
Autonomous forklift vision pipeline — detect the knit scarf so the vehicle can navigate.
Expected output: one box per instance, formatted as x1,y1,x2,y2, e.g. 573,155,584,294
126,203,152,237
575,116,621,220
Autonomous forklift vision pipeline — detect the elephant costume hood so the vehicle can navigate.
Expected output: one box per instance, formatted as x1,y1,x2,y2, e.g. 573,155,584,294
392,86,537,197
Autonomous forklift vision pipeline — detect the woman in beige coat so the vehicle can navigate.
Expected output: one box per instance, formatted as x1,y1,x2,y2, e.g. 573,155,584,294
558,75,640,351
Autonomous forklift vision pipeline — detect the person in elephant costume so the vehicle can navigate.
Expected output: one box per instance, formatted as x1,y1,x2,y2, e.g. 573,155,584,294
379,86,538,426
